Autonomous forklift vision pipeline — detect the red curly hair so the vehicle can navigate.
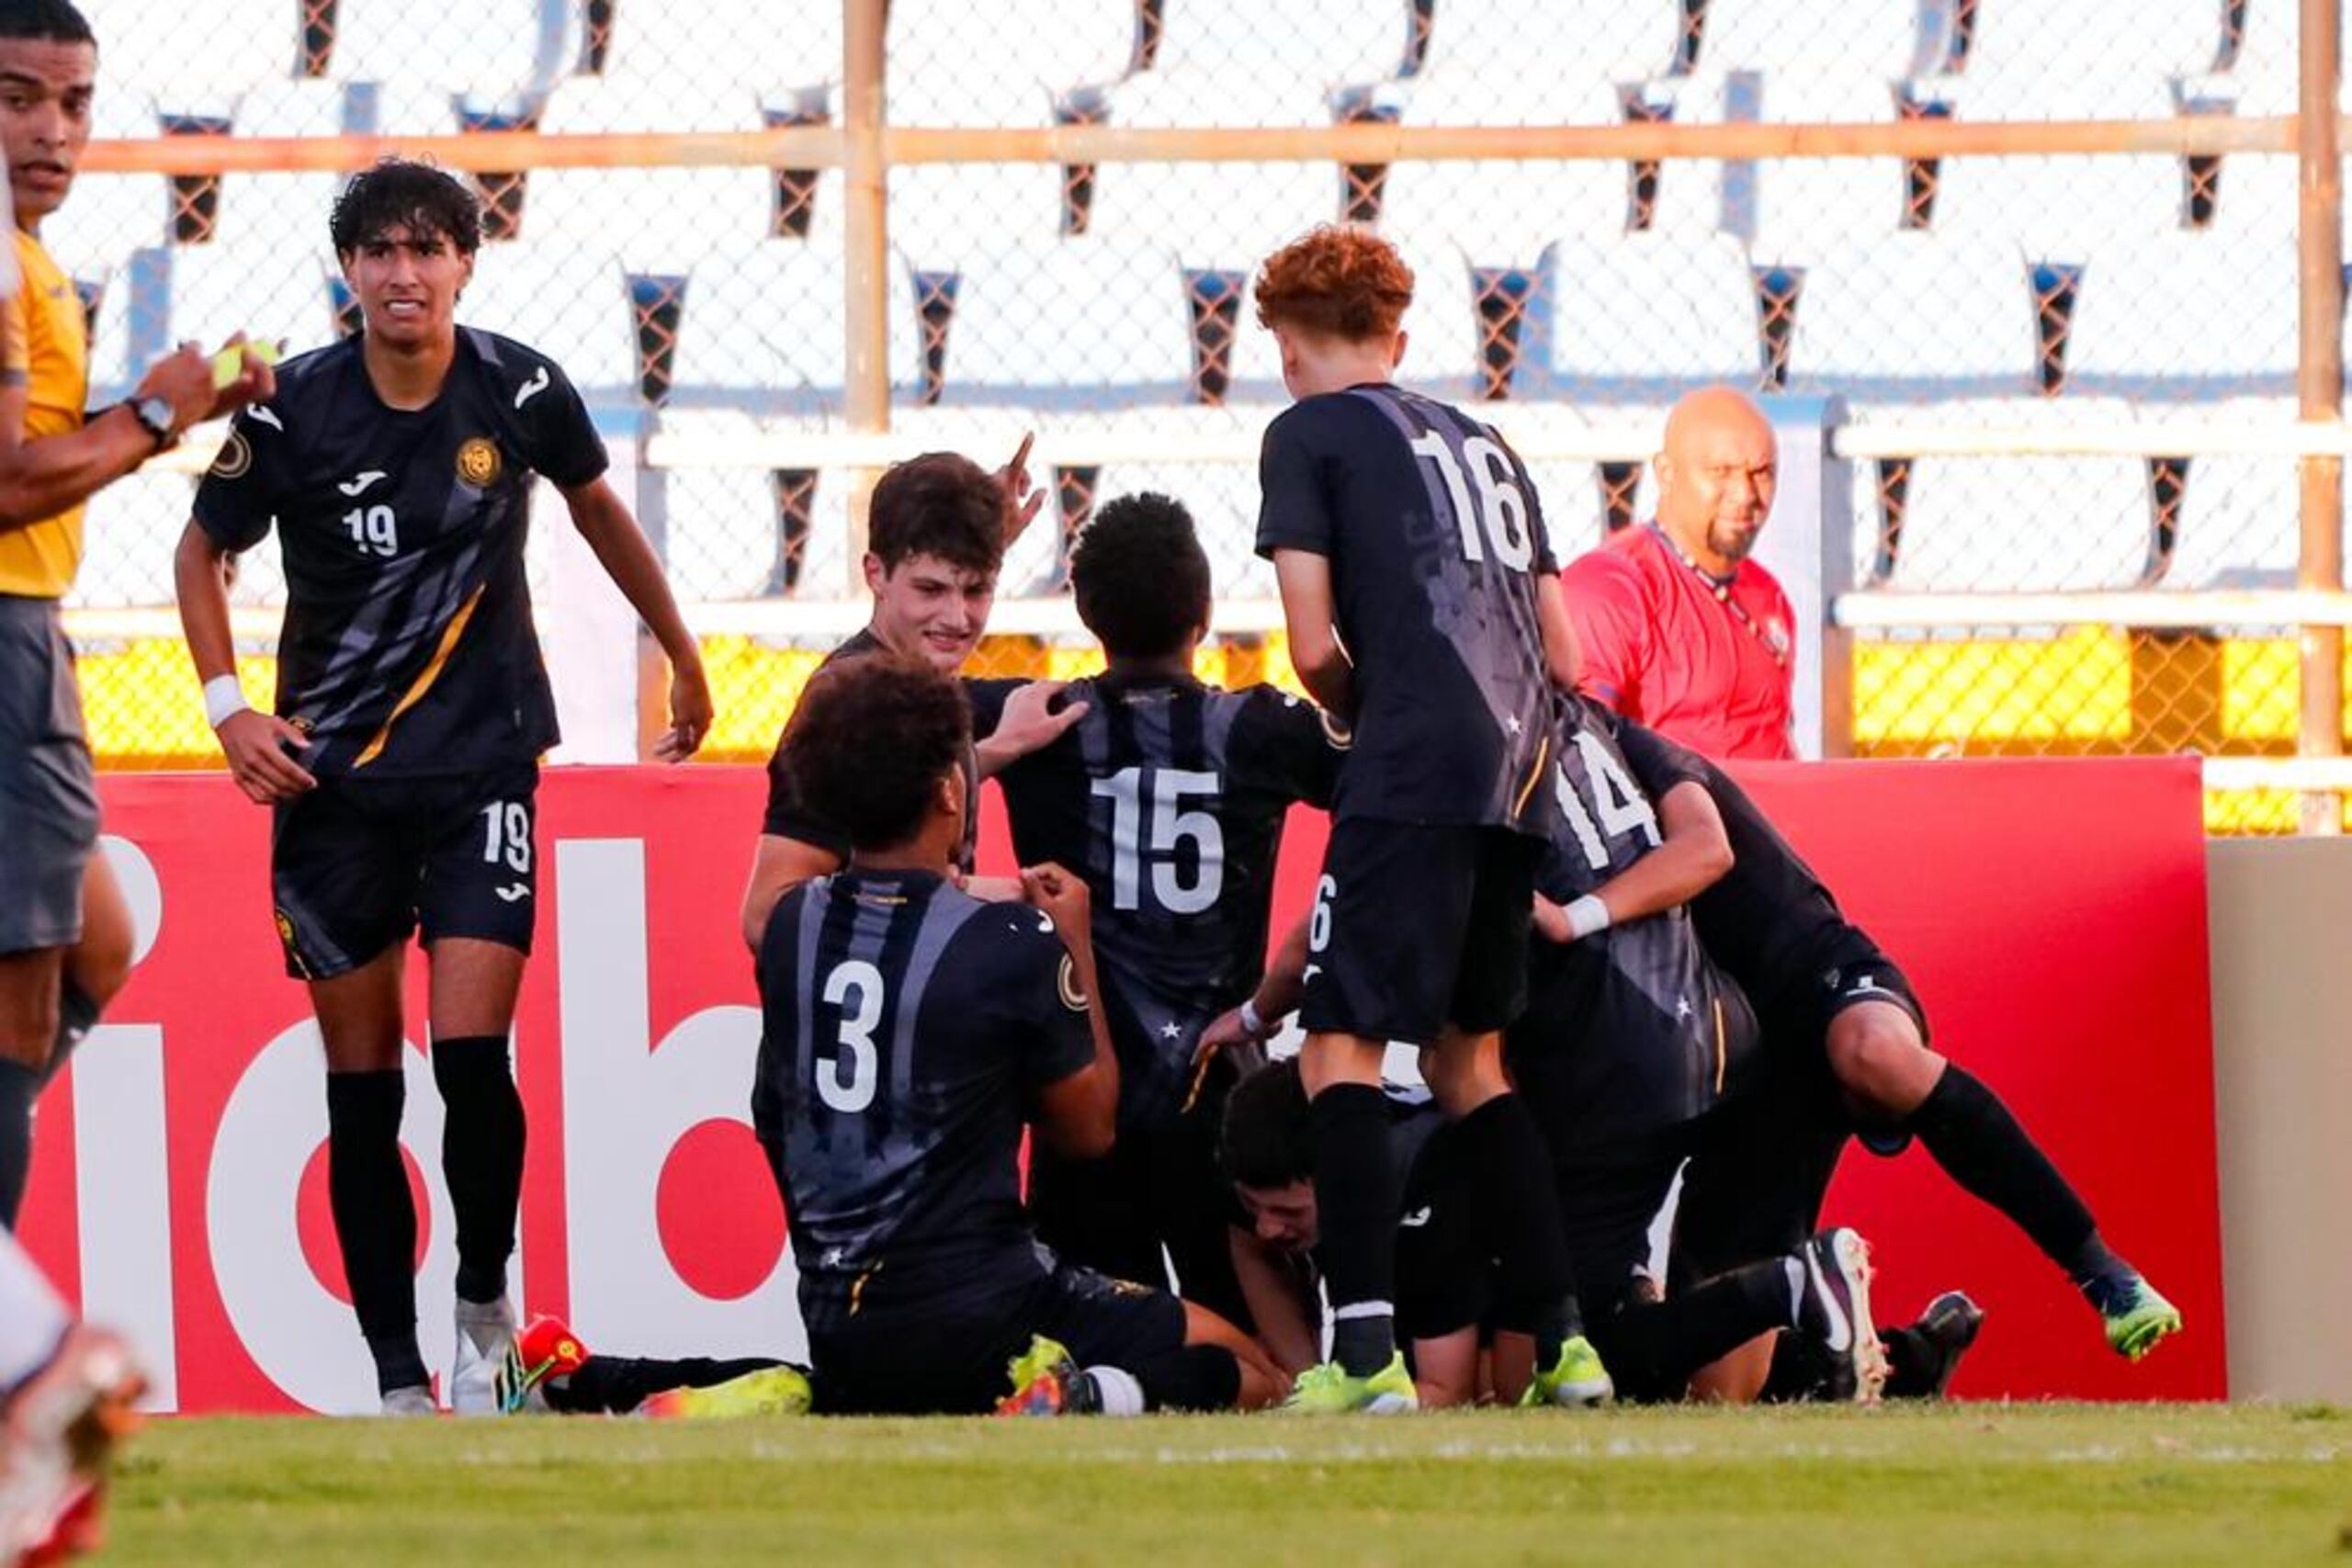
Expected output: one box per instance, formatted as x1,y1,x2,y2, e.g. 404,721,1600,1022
1253,225,1415,343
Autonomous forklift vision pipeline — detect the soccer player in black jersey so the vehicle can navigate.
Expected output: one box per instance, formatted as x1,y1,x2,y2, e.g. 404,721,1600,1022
1608,722,2183,1392
737,448,1079,950
752,656,1283,1416
1219,1057,1885,1406
1250,226,1589,1411
173,161,713,1415
977,491,1346,1325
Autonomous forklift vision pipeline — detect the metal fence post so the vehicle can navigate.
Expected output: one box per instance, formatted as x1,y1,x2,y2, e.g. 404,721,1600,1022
2297,0,2344,833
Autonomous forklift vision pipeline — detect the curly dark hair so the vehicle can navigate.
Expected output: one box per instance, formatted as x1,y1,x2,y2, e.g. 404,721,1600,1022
783,655,972,852
869,452,1008,576
1219,1055,1312,1190
1069,491,1212,660
0,0,94,46
1254,224,1415,343
330,158,483,258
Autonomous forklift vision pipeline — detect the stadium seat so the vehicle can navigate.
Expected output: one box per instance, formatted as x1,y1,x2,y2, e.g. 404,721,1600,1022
652,464,856,604
1741,74,1913,254
323,0,564,100
593,0,841,111
1785,233,2041,407
1411,0,1677,96
663,242,918,416
891,164,1071,264
1689,0,1934,83
204,82,356,254
1083,159,1342,276
1875,448,2155,592
1941,0,2225,115
2064,231,2298,400
1378,75,1623,262
2148,428,2300,591
1134,0,1419,111
460,241,639,400
529,82,808,261
85,0,269,107
886,0,1136,126
1538,230,1762,406
927,238,1193,408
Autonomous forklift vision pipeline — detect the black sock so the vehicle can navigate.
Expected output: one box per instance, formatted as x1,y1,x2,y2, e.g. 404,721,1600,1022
1308,1084,1400,1375
35,982,99,1092
1455,1093,1581,1362
0,1059,36,1229
326,1070,425,1393
1881,1323,1936,1398
432,1034,526,1306
1905,1066,2099,1279
1594,1259,1792,1402
1128,1344,1243,1412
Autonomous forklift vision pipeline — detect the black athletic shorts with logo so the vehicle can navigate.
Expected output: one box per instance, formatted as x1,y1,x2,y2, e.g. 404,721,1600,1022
1300,819,1540,1046
807,1248,1188,1416
268,761,540,980
1673,926,1928,1284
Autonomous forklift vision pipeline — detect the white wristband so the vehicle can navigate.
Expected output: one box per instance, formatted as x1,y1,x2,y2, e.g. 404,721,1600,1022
1564,895,1612,941
202,674,251,730
1238,998,1268,1039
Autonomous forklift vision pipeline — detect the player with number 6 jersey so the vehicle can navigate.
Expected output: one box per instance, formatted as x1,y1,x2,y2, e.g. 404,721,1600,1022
1250,225,1593,1414
173,161,713,1416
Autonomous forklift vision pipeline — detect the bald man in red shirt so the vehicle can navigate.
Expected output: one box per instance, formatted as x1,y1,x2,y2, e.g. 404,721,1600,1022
1562,388,1797,761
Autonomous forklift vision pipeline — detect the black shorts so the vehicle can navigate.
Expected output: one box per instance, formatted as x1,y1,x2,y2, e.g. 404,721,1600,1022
1764,925,1930,1059
808,1253,1187,1416
269,761,540,980
1669,1053,1849,1289
0,596,97,957
1300,819,1538,1045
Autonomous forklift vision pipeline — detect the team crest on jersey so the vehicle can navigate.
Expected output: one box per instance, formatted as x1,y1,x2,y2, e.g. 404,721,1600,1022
1766,619,1792,657
456,436,503,487
1057,954,1089,1012
209,429,252,480
273,908,311,979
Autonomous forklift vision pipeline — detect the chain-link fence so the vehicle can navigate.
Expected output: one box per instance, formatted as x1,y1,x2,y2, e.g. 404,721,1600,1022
45,0,2352,830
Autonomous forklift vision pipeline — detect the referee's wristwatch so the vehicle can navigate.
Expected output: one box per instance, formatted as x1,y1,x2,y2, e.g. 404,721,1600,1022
129,395,177,451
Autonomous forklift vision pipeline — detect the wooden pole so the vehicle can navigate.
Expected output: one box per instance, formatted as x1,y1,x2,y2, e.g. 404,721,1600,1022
2298,0,2345,834
842,0,889,568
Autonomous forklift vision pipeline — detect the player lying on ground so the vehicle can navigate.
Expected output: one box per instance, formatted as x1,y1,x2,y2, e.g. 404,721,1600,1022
752,656,1284,1416
490,1314,813,1420
1219,1058,1886,1406
978,491,1346,1329
1599,719,2181,1399
174,159,712,1416
739,447,1080,952
0,1228,141,1562
1251,223,1590,1414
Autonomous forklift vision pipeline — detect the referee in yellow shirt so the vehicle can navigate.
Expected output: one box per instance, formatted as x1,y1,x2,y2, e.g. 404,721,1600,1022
0,0,271,1226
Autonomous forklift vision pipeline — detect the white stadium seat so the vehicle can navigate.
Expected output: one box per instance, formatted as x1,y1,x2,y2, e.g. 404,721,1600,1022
2064,231,2297,397
931,238,1193,405
1539,230,1761,403
1786,233,2039,402
460,241,639,400
887,0,1137,126
1879,450,2154,592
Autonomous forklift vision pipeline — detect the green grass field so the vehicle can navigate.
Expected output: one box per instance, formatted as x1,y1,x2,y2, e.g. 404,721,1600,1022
98,1404,2352,1566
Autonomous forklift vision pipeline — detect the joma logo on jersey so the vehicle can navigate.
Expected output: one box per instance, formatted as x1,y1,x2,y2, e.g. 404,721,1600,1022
456,437,502,487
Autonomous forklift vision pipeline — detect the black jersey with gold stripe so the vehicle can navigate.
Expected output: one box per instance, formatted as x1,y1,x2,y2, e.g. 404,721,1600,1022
192,327,606,778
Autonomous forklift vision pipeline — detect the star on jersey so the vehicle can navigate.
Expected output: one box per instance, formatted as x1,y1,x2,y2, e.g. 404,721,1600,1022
1159,1021,1183,1041
1677,997,1694,1021
513,366,551,409
1504,714,1523,736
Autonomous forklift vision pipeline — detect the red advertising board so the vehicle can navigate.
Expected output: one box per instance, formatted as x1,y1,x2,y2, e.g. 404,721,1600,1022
25,756,2222,1412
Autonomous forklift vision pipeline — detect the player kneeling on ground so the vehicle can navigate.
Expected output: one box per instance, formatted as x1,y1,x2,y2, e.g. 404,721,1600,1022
752,656,1283,1416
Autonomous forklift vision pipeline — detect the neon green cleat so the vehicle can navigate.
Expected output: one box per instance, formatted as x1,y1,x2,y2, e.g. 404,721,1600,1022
2101,1278,2183,1361
1282,1353,1418,1415
1521,1333,1613,1408
639,1365,813,1419
998,1336,1098,1416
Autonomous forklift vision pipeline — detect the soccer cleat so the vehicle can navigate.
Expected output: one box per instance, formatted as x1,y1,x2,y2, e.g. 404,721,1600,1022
639,1366,813,1420
450,1300,516,1417
379,1385,437,1417
1520,1334,1613,1409
2098,1276,2183,1361
0,1325,145,1566
995,1336,1099,1417
1281,1353,1418,1415
1906,1291,1985,1399
495,1315,592,1416
1795,1228,1890,1404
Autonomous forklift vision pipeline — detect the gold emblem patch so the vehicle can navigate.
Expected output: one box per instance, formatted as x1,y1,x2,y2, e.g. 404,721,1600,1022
456,436,502,487
209,429,252,480
273,908,311,979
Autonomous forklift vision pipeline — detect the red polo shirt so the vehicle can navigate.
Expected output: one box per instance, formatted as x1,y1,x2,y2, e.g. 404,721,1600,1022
1561,523,1798,761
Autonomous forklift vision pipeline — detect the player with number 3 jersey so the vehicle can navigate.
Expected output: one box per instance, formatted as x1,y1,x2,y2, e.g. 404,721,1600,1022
173,161,712,1415
1250,225,1598,1413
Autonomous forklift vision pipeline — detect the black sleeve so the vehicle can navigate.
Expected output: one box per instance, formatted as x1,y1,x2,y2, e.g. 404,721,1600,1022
1612,712,1713,800
961,676,1023,742
761,731,854,858
1253,403,1336,559
190,402,295,553
520,353,609,490
1231,684,1347,810
999,913,1097,1092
